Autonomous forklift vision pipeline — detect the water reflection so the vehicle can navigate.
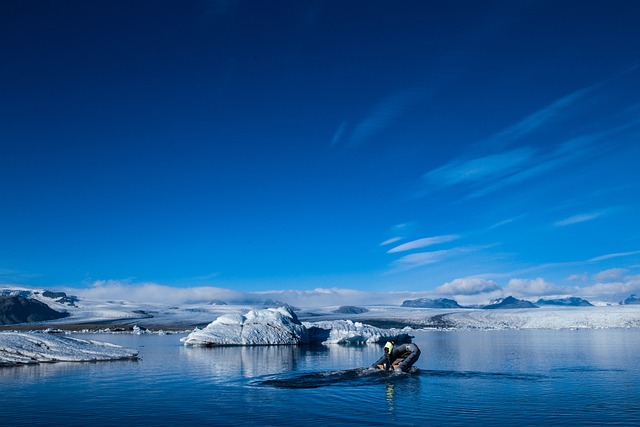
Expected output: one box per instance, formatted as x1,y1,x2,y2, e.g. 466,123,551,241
181,341,389,379
181,345,305,378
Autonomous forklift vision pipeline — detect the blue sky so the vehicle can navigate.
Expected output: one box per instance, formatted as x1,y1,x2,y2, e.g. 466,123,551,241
2,1,640,304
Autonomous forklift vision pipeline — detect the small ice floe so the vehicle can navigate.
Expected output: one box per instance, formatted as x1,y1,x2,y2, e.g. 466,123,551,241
0,332,139,366
181,306,309,346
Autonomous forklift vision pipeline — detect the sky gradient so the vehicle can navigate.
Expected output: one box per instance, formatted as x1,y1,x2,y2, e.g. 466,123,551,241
2,1,640,304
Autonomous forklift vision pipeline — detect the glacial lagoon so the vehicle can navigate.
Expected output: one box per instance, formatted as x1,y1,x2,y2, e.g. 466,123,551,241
2,329,639,426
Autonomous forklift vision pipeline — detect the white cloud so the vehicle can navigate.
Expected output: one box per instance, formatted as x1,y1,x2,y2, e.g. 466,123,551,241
566,274,589,283
387,235,460,253
579,276,640,301
64,281,438,307
505,277,573,296
80,280,246,305
554,212,603,227
11,270,639,309
434,277,500,295
593,268,629,283
380,237,402,246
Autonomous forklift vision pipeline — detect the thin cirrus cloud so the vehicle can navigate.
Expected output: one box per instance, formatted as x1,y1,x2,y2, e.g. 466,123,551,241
387,234,460,253
419,80,615,199
422,146,535,191
332,88,427,147
465,135,600,199
380,237,403,246
388,245,482,272
553,211,604,227
488,86,594,148
588,250,640,263
388,249,456,271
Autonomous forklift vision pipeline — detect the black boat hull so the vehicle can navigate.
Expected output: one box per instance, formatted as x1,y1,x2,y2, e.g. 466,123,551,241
372,343,420,372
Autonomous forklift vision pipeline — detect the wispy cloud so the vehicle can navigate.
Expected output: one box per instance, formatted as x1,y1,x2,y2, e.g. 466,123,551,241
488,215,527,229
380,237,402,246
589,250,640,262
554,211,604,227
419,75,638,200
423,146,535,190
331,121,348,146
333,88,426,146
387,245,482,272
389,249,457,272
387,234,460,253
467,135,601,199
490,86,593,147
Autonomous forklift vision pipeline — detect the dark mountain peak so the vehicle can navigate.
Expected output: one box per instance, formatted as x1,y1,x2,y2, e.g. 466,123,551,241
0,295,69,325
622,294,640,305
483,296,538,309
402,298,463,308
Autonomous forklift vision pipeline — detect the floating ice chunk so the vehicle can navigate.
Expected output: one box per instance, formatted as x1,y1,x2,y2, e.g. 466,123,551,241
181,306,309,346
0,332,139,366
305,320,412,344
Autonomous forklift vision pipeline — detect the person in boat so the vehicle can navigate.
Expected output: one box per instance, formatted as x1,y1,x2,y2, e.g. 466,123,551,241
383,340,395,371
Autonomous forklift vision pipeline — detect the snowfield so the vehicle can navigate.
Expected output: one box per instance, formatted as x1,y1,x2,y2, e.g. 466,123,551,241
304,305,640,330
0,333,139,366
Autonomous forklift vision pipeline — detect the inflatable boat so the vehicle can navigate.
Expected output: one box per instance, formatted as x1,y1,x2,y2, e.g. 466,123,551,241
372,343,420,372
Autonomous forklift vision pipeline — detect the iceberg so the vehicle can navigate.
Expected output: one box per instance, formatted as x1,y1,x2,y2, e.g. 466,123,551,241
182,306,309,346
0,332,139,366
181,306,414,346
305,319,412,345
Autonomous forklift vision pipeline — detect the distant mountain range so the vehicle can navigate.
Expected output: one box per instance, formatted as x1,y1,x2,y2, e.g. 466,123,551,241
536,297,593,307
402,295,599,309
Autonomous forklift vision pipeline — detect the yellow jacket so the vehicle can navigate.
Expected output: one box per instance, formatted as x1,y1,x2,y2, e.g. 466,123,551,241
384,341,394,355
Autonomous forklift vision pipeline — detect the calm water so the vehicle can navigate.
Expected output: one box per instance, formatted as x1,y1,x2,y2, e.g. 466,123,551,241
2,329,639,426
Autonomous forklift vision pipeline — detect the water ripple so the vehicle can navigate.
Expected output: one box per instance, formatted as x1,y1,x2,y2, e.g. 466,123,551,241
251,367,414,389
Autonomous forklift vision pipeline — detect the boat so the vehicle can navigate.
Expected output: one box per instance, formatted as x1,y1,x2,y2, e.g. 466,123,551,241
372,342,420,372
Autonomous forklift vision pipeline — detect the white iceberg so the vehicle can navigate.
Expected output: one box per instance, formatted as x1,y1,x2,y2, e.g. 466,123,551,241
0,332,139,366
304,319,412,344
181,306,415,346
181,306,309,346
